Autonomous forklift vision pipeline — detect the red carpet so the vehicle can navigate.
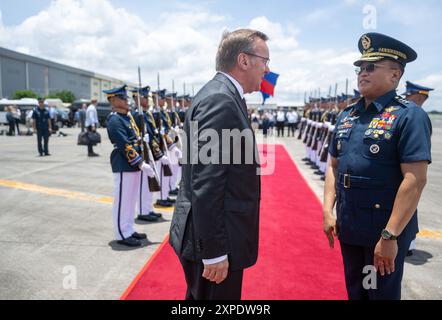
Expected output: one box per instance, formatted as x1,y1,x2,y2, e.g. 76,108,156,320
121,144,347,300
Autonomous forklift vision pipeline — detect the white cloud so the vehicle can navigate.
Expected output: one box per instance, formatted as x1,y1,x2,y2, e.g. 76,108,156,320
0,0,363,104
245,16,359,104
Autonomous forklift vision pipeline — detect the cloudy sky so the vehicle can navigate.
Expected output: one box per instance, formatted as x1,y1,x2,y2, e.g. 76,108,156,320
1,0,441,111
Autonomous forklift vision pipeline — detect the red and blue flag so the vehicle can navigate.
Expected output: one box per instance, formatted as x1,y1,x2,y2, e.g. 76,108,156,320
260,71,279,104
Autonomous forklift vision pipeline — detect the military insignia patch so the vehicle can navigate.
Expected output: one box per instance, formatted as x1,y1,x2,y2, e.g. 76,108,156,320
384,107,399,113
384,132,392,140
361,35,372,51
370,144,380,154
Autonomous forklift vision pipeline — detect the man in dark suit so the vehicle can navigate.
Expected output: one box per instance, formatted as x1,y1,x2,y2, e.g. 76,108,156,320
169,28,270,300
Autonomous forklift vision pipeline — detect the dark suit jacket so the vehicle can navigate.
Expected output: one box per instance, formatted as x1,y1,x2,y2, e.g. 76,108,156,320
169,73,261,271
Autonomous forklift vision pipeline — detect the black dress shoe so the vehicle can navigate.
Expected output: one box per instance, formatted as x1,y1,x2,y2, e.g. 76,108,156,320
156,200,173,207
407,250,413,257
167,197,176,204
314,170,323,175
88,153,100,157
169,189,179,196
44,153,51,156
302,157,310,162
131,232,147,240
117,236,141,247
149,211,163,218
320,176,326,181
310,165,319,170
137,214,159,222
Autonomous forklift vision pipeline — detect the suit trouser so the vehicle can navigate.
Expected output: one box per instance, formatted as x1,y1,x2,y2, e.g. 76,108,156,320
288,123,296,136
87,125,95,154
112,171,140,240
340,233,413,300
180,258,244,300
276,121,285,136
137,171,155,216
37,131,49,155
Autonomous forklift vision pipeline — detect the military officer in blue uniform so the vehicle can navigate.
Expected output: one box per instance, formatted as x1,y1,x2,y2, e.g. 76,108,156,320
403,81,434,108
402,81,434,256
105,85,156,247
131,86,167,222
32,98,52,156
323,33,432,300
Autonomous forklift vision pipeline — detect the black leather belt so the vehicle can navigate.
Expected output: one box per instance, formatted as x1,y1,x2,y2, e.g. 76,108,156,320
337,173,386,189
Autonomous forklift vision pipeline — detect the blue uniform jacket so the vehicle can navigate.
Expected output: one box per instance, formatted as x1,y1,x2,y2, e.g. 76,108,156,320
106,112,143,173
329,90,432,247
32,107,51,133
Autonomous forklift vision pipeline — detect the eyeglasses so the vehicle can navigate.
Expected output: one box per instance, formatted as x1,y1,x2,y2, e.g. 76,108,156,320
355,63,397,75
243,52,270,67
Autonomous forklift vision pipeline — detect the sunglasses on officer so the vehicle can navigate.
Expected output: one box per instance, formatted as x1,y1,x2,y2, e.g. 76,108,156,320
355,63,399,75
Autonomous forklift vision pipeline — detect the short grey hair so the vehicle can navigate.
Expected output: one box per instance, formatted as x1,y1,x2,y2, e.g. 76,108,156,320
216,29,269,72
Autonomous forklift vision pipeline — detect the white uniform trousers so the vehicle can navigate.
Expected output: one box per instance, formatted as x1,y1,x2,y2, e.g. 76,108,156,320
157,161,171,201
170,164,181,191
137,171,155,216
112,171,141,241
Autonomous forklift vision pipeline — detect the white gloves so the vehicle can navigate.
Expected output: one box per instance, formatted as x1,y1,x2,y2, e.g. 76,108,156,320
160,128,165,135
171,146,182,160
140,162,155,178
160,156,171,166
143,134,150,144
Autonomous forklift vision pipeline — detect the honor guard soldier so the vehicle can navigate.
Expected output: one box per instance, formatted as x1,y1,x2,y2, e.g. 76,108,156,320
152,89,175,207
166,92,183,196
131,86,164,222
402,81,434,256
402,81,434,108
105,85,156,247
323,33,432,299
33,98,52,156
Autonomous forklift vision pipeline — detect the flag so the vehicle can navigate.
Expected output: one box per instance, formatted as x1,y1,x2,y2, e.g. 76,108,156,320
260,71,279,105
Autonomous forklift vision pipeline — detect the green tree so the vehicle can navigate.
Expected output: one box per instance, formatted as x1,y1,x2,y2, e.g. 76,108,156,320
46,90,76,103
11,89,38,99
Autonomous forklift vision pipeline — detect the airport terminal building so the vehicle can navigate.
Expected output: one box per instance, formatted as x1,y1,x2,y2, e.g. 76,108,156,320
0,47,134,102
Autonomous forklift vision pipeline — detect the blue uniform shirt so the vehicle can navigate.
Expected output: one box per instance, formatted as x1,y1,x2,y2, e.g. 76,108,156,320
32,107,51,132
106,112,143,173
329,89,432,246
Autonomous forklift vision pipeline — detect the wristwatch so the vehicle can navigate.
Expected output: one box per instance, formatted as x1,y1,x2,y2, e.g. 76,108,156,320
381,229,398,240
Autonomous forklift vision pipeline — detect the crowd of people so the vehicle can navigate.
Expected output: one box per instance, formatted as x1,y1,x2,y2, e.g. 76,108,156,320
249,107,300,137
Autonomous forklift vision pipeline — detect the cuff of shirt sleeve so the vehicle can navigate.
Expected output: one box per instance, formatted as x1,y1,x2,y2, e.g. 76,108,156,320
203,255,228,265
400,154,432,164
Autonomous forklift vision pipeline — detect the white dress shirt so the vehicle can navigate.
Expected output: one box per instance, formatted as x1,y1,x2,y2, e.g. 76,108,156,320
202,72,246,266
85,104,99,127
219,72,244,99
276,111,286,122
287,111,299,123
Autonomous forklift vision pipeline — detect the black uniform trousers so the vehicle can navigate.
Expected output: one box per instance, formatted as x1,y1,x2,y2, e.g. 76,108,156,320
276,121,285,137
180,258,244,300
87,125,95,154
287,123,296,136
36,130,50,155
340,232,413,300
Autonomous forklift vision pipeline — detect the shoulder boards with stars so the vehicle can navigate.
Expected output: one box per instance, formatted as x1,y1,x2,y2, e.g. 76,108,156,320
394,96,411,108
